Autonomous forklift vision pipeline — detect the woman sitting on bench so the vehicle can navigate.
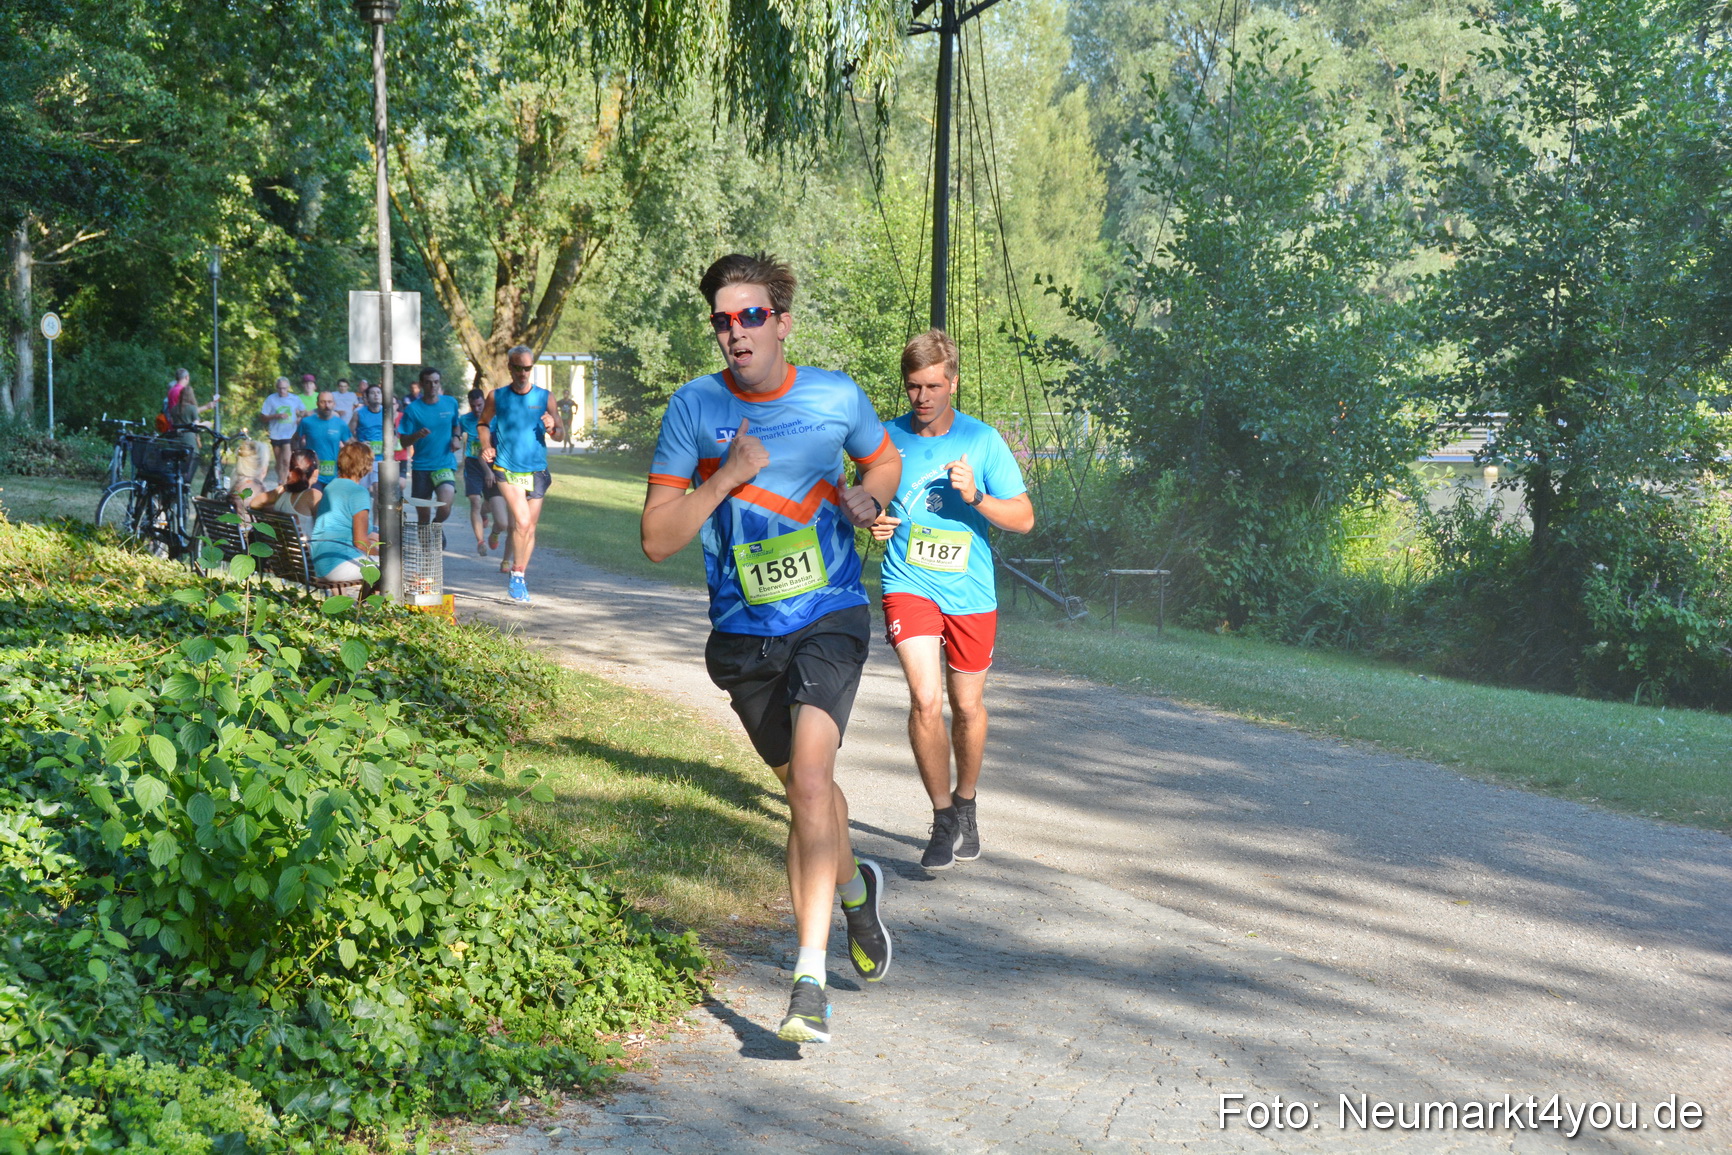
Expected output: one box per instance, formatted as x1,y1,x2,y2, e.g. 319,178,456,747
234,448,322,537
308,442,379,590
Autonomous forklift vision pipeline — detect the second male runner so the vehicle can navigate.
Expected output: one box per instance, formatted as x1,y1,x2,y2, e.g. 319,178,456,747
872,329,1033,869
642,253,900,1045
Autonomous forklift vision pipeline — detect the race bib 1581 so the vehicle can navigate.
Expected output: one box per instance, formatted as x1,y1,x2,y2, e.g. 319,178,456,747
734,525,828,605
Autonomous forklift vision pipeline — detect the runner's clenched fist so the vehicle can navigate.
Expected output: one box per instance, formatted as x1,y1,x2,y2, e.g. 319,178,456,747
717,416,770,488
946,453,977,505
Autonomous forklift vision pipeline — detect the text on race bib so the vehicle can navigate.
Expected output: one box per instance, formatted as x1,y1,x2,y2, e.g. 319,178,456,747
906,524,972,573
366,440,384,457
499,470,535,491
430,468,456,486
733,525,829,605
318,460,337,477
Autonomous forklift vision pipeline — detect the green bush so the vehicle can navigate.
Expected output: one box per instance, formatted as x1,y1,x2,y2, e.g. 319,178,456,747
0,417,109,481
0,517,708,1151
50,338,175,433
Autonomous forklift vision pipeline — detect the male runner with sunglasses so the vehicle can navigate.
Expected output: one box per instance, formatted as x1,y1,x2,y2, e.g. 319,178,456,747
642,253,900,1045
477,345,561,604
871,330,1034,870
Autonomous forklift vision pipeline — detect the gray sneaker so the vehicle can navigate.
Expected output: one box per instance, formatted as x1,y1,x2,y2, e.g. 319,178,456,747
921,806,960,870
953,794,980,861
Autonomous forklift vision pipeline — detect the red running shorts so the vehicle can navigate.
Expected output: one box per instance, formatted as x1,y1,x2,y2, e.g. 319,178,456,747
882,592,998,674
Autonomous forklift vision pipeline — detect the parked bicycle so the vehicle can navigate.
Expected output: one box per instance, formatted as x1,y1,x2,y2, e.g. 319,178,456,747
96,414,151,487
95,425,235,559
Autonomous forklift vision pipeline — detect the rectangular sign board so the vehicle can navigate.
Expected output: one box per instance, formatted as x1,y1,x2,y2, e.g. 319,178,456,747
348,291,422,364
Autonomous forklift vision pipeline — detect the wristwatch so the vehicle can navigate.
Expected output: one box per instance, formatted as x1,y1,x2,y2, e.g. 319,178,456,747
967,489,985,507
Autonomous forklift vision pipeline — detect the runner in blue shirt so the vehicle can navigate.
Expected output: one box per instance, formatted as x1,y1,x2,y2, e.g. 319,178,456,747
458,387,511,564
295,393,351,492
641,253,899,1045
477,347,561,603
870,329,1033,871
350,382,387,491
398,367,462,524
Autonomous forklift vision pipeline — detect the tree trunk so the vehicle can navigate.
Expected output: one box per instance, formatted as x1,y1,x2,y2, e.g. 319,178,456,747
6,216,31,420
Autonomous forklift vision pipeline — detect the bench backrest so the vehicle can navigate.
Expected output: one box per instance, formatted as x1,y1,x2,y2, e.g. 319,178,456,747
249,507,315,586
191,497,248,562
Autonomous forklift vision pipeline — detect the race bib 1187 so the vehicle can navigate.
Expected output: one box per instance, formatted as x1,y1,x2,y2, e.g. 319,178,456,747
906,524,972,573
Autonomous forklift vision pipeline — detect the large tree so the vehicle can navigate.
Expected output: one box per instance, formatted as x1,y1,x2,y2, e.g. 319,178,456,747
1045,28,1426,623
1410,0,1732,665
387,0,906,390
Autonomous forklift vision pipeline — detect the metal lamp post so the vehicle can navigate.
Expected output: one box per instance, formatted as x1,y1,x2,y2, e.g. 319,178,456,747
208,246,221,434
356,0,402,600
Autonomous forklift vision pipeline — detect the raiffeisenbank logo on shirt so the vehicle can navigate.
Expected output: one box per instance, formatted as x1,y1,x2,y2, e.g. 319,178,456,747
715,426,738,444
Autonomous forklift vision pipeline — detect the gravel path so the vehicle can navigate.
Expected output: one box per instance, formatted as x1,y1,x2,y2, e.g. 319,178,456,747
439,542,1731,1153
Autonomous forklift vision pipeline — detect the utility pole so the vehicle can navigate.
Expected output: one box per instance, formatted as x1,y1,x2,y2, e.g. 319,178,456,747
208,247,221,434
910,0,1005,332
356,0,402,600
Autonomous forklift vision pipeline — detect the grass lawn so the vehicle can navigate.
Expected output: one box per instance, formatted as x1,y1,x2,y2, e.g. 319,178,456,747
537,453,707,588
530,453,1732,836
502,666,789,937
0,474,102,523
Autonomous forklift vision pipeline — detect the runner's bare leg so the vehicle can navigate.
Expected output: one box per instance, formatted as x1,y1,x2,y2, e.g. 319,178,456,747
945,665,989,800
775,704,856,949
894,636,955,809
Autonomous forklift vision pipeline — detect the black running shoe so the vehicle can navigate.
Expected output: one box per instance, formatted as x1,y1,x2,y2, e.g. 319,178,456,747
777,976,831,1044
953,793,980,861
842,858,892,982
921,806,960,870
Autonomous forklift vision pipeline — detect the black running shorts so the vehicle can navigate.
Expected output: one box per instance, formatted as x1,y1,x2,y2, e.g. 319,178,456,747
463,457,497,498
704,604,871,768
410,468,456,500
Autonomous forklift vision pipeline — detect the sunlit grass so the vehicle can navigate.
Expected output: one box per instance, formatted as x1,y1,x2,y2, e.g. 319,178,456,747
0,474,101,523
502,666,789,936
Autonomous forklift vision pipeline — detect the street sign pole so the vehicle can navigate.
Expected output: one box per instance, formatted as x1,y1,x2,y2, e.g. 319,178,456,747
357,0,402,601
39,312,60,438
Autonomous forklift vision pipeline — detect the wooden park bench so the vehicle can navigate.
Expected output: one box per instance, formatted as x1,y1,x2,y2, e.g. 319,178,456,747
248,507,364,598
191,496,249,568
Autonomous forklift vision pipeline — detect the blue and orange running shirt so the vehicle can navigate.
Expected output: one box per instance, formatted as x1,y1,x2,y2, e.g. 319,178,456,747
650,365,896,636
879,411,1027,616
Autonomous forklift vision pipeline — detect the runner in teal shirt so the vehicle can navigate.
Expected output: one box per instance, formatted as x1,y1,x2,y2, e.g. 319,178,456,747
870,329,1034,873
398,367,461,523
295,392,350,491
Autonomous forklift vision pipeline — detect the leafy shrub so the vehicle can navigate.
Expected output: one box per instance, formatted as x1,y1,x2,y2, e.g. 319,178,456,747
0,516,709,1150
0,417,109,481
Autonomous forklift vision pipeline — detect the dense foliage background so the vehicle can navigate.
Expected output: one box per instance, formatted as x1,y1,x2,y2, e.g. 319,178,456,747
4,0,1731,705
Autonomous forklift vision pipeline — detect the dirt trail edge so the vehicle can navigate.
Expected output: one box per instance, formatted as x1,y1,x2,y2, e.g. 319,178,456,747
440,543,1731,1154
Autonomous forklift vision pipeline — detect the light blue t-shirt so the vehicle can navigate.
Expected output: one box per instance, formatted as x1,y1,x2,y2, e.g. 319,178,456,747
879,411,1027,615
649,365,896,636
490,385,551,474
401,395,460,472
456,411,483,460
353,405,385,459
308,477,373,577
297,414,350,477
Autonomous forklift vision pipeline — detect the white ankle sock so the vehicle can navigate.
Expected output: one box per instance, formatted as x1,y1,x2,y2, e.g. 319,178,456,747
793,946,826,986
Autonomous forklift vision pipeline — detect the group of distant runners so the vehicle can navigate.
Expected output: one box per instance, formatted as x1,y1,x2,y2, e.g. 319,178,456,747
642,252,1034,1044
242,351,563,602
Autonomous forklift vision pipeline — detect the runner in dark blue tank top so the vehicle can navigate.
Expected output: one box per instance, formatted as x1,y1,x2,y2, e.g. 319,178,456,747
477,345,563,604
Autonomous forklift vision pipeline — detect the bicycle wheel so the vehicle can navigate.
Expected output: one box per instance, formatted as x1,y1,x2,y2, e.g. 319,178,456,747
95,481,146,540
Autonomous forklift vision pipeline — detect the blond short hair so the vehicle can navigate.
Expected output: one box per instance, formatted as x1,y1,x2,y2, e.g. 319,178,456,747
337,441,374,480
901,329,959,380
